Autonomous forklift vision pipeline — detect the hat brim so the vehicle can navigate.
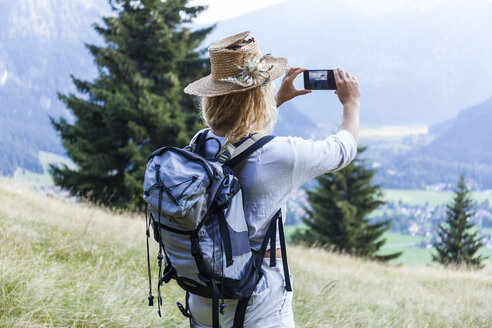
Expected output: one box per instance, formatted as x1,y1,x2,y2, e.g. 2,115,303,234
183,56,289,97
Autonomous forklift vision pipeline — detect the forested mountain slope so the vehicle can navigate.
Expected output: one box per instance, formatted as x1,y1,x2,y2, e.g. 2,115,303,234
1,0,491,185
0,0,109,175
379,97,492,189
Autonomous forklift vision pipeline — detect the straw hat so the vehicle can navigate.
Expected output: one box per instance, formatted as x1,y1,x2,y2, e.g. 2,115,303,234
184,31,289,97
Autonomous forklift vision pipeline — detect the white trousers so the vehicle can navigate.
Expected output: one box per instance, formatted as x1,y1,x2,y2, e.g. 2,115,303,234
188,259,295,328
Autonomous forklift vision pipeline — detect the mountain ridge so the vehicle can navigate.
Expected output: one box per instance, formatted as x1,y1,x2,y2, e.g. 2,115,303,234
378,97,492,189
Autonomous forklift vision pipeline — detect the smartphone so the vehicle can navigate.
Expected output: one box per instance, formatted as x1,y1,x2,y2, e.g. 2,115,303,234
303,69,337,90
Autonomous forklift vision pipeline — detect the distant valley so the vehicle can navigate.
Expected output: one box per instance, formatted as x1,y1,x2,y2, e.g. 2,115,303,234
373,97,492,190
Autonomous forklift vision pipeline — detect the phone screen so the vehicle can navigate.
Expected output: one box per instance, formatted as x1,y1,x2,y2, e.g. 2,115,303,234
304,70,337,90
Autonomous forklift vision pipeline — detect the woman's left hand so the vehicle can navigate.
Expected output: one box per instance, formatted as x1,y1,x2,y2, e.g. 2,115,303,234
275,67,312,108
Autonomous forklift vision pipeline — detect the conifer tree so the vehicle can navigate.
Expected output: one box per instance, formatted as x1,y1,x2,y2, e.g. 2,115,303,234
291,147,401,261
51,0,212,209
432,175,487,269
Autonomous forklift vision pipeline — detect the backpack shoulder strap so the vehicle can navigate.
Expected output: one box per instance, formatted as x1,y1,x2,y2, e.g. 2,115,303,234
185,128,210,153
222,134,275,168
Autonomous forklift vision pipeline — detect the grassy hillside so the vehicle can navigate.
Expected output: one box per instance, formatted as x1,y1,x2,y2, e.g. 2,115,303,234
1,179,492,327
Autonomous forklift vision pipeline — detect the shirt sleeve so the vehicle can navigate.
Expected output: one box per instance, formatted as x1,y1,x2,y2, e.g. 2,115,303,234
288,130,358,190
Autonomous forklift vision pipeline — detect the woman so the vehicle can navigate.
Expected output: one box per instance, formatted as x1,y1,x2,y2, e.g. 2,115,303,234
183,31,360,328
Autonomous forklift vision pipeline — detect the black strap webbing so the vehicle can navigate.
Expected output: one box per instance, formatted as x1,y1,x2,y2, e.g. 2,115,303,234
256,213,278,267
177,291,191,318
218,211,234,267
232,297,251,328
157,185,166,317
225,135,275,169
157,247,164,317
186,291,191,326
145,206,154,307
269,218,277,267
278,213,292,291
211,280,220,328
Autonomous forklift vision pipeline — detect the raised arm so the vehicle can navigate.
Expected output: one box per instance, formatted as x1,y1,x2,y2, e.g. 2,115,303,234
334,67,361,144
274,66,361,190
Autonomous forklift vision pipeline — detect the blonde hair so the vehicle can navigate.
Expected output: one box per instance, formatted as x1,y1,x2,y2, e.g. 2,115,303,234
200,82,277,144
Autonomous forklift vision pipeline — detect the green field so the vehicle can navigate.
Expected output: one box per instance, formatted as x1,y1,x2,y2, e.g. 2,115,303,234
383,188,492,206
379,232,492,269
381,232,430,245
284,229,492,270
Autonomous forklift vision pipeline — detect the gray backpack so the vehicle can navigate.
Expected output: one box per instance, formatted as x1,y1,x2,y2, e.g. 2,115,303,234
143,129,291,327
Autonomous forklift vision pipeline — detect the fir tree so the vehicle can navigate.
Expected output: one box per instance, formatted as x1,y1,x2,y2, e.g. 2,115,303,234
51,0,212,209
291,147,401,261
432,175,487,269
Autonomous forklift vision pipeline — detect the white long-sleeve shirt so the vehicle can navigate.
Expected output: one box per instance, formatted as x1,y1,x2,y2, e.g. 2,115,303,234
198,129,358,250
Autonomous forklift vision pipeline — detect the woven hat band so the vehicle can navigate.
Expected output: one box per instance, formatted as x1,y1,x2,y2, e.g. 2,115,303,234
210,42,262,80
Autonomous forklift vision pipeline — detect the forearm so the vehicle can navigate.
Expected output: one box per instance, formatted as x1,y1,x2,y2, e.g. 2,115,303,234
338,101,360,145
275,94,283,108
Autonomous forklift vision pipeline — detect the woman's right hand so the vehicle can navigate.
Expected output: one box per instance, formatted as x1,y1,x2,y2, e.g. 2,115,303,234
275,67,312,108
333,67,361,106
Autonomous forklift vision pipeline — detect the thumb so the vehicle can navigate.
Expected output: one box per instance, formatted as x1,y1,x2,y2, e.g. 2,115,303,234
296,89,312,96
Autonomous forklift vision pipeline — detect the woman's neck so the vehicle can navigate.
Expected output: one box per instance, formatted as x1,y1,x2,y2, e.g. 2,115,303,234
211,128,227,137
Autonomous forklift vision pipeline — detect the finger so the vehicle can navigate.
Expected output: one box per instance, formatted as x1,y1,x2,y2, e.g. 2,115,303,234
334,67,343,87
283,67,296,79
287,67,300,76
286,68,305,83
334,67,342,83
338,67,346,81
291,68,306,79
345,71,351,79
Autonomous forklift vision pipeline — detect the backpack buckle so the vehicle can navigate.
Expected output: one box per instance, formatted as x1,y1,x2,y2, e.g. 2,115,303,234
217,142,236,164
217,150,231,163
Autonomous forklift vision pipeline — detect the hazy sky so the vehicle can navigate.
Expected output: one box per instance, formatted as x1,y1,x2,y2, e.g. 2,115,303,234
189,0,287,24
190,0,492,24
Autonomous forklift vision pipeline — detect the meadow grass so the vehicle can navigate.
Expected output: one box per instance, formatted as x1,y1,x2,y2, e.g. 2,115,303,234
1,179,492,327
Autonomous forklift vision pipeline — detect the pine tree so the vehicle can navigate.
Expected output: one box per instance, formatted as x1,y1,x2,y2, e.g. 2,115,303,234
291,147,401,261
51,0,212,210
432,175,487,269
